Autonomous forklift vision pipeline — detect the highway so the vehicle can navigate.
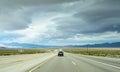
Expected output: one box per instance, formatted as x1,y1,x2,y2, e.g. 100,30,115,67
31,53,120,72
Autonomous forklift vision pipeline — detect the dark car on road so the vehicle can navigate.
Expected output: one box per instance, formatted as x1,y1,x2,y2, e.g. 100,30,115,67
58,51,64,56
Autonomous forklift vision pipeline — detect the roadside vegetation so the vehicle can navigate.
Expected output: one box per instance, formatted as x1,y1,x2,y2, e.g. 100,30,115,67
63,48,120,58
0,49,47,56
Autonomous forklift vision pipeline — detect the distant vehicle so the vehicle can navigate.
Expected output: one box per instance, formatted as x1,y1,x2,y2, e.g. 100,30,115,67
58,51,64,56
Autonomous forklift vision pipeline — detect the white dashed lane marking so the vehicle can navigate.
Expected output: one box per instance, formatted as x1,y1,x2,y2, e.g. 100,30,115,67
72,61,77,66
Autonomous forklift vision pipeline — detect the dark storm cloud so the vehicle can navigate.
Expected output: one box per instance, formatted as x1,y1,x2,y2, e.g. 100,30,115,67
0,0,78,7
54,0,120,36
0,7,33,31
0,0,79,31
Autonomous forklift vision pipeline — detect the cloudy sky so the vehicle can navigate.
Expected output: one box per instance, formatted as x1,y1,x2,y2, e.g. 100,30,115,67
0,0,120,46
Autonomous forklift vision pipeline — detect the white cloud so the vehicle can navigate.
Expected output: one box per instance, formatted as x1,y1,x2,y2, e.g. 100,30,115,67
0,43,19,48
68,32,120,41
0,44,6,47
5,17,57,43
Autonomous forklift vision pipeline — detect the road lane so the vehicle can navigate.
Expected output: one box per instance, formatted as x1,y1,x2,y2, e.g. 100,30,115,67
33,55,79,72
32,53,120,72
68,53,120,72
73,54,120,67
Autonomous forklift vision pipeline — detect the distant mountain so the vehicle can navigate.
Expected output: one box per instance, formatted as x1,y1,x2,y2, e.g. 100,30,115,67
5,43,62,48
84,42,120,47
0,47,7,49
4,42,120,48
66,42,120,48
5,43,47,48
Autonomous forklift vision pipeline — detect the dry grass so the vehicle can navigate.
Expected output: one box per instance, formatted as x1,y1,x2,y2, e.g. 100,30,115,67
0,49,47,56
63,48,120,58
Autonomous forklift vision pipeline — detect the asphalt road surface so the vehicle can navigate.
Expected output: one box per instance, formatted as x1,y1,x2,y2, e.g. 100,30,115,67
32,53,120,72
